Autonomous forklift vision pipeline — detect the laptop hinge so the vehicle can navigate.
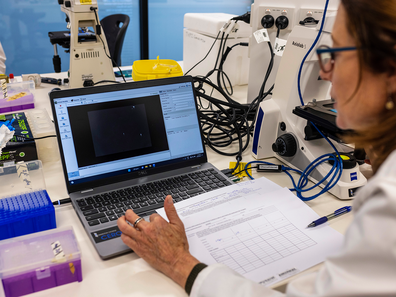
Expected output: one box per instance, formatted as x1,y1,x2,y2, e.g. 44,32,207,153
81,189,94,194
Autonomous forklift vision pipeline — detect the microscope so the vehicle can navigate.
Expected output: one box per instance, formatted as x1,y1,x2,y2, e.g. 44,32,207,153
246,0,340,103
252,13,367,200
49,0,115,88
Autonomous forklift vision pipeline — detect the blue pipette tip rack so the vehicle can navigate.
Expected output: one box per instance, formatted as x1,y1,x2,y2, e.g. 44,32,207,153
0,190,56,240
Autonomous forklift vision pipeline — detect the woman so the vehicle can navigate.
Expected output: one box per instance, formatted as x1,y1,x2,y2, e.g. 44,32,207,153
118,0,396,295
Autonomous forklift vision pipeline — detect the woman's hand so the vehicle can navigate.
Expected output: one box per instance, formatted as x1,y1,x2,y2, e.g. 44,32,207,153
117,195,200,288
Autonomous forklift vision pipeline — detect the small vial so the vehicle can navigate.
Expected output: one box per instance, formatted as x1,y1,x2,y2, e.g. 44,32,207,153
9,73,15,83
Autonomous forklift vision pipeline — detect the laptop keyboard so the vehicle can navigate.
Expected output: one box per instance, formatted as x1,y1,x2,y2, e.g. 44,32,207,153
76,168,232,227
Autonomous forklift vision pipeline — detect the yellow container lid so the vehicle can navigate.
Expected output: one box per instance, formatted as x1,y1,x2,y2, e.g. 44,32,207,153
132,56,183,81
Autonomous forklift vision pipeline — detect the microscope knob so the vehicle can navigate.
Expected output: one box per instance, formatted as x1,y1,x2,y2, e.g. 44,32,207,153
58,0,64,4
261,15,275,29
65,0,71,7
275,16,289,30
272,134,297,157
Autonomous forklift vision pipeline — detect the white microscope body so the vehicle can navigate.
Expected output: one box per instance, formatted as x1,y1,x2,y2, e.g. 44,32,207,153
247,0,340,103
59,0,115,88
252,14,367,200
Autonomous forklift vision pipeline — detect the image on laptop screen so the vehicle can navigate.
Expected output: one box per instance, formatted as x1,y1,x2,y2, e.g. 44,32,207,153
52,81,205,187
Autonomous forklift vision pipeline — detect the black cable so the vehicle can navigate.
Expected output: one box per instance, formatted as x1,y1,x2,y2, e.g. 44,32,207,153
188,14,277,167
91,7,127,83
94,80,121,85
200,31,228,97
231,12,251,24
216,33,231,95
259,42,275,99
217,42,249,96
15,135,57,140
184,30,222,76
53,198,72,206
194,78,252,159
232,166,258,177
193,78,273,162
202,31,235,97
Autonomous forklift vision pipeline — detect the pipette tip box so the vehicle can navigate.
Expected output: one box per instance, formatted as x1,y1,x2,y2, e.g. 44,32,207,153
0,81,35,114
0,161,56,241
0,226,82,297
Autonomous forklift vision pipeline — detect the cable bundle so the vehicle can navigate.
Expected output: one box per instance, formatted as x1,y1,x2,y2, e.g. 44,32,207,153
185,21,275,170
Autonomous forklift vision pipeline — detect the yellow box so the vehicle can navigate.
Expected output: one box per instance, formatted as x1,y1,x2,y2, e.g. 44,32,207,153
132,56,183,81
229,162,252,178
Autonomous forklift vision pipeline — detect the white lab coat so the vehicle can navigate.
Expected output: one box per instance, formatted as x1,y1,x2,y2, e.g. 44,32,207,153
0,42,6,74
191,150,396,297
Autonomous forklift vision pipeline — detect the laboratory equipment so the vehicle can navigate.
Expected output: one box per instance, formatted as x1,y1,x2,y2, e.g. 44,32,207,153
0,160,56,241
1,110,58,165
0,112,38,165
50,0,115,88
183,13,251,87
247,0,340,102
132,57,183,81
25,109,59,163
0,226,82,297
252,13,367,200
0,81,35,113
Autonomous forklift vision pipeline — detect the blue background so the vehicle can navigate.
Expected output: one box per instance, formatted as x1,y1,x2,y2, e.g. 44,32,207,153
0,0,252,76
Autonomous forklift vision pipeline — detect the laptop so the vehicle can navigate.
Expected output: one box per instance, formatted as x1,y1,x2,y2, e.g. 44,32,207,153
49,76,232,259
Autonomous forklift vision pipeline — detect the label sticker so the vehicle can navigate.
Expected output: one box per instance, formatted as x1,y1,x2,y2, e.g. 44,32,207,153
51,241,66,261
16,163,32,190
253,29,270,44
274,38,288,56
91,226,122,243
350,172,358,181
69,263,76,274
80,0,92,4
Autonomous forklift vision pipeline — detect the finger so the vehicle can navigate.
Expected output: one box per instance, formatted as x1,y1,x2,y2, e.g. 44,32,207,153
125,209,149,229
120,233,140,251
121,234,147,259
149,212,162,223
120,232,136,246
164,195,183,226
117,215,143,239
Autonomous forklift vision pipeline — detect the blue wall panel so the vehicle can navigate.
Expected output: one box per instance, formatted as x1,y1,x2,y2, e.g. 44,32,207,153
148,0,252,60
0,0,251,76
0,0,139,76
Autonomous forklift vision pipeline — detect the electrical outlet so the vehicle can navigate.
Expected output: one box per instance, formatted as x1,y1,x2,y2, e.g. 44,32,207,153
257,6,295,31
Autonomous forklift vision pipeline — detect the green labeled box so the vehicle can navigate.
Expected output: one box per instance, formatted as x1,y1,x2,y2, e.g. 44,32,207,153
0,112,38,165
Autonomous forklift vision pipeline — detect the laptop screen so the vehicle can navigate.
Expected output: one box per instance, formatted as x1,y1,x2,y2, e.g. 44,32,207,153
51,77,205,190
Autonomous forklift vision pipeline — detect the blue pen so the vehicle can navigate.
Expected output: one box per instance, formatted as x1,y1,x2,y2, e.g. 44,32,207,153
307,206,352,228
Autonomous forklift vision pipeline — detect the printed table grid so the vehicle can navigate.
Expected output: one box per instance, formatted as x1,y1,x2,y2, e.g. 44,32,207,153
210,221,317,274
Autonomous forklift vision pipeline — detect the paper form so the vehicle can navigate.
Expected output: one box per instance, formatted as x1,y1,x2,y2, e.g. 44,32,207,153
157,178,344,286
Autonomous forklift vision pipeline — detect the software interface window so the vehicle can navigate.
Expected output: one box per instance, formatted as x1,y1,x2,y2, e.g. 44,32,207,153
53,82,204,185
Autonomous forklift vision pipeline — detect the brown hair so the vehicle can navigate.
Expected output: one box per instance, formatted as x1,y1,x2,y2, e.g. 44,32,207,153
341,0,396,173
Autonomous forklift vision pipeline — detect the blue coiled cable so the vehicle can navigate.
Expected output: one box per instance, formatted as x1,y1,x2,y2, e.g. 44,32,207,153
246,0,344,201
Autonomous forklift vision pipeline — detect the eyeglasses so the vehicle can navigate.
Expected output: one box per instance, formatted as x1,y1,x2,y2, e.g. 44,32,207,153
316,45,358,73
